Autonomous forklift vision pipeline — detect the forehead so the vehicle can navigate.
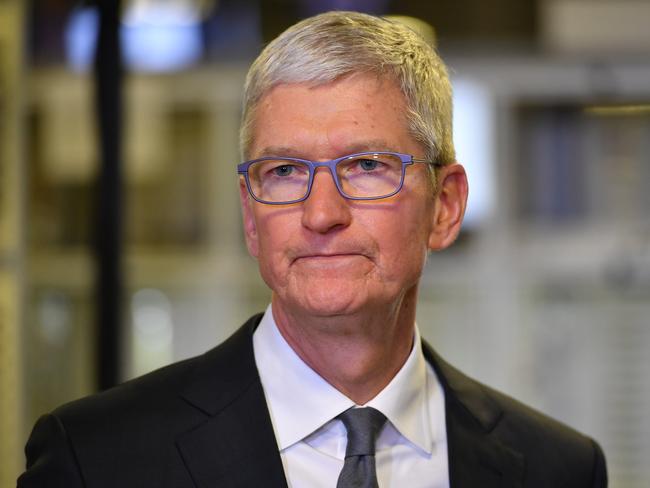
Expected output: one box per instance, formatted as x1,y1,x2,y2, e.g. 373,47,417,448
249,74,420,159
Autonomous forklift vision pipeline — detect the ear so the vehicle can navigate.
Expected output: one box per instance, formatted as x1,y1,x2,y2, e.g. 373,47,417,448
239,178,260,257
428,163,469,251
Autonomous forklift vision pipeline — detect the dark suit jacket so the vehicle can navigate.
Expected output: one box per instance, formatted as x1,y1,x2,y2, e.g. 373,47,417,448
18,314,607,487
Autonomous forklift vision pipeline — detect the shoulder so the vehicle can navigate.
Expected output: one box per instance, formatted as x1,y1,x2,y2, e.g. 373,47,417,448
53,353,201,427
52,316,259,433
19,349,208,487
19,315,264,487
423,342,607,486
477,379,606,486
483,380,603,464
52,314,262,430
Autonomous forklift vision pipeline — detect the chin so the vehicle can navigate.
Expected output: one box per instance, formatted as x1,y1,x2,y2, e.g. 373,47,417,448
302,294,360,317
301,286,394,320
284,283,367,318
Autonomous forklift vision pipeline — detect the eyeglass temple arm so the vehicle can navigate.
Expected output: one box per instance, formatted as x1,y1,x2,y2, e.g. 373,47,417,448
411,158,445,166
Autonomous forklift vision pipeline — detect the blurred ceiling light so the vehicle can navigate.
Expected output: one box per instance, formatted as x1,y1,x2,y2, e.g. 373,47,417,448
65,6,99,72
65,0,214,73
585,104,650,117
121,0,206,72
122,0,216,26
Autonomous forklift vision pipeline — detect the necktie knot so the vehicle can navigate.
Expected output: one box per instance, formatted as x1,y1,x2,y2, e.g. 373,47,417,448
338,407,387,458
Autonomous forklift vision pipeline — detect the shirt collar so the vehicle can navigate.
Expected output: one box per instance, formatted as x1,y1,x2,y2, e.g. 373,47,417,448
365,325,433,454
253,304,435,454
253,305,354,450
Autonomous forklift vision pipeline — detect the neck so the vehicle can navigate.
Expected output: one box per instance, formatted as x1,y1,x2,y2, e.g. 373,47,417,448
271,288,418,405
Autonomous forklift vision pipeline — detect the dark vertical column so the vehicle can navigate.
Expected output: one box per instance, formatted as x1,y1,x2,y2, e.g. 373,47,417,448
94,0,123,390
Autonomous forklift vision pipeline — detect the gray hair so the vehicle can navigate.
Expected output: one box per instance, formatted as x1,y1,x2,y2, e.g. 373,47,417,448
240,11,455,186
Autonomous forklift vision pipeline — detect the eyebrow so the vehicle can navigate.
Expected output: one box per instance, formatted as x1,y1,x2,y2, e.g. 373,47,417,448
255,139,395,159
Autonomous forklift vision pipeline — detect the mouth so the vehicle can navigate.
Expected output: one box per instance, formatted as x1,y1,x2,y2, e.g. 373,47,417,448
293,253,368,265
296,252,358,259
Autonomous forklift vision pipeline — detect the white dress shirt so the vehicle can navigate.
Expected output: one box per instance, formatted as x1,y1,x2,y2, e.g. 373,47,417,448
253,304,450,488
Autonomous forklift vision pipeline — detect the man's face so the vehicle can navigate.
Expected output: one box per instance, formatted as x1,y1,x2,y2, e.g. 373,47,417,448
240,74,450,319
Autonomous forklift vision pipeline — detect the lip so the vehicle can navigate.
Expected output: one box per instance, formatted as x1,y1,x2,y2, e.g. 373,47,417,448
292,253,368,265
295,253,361,260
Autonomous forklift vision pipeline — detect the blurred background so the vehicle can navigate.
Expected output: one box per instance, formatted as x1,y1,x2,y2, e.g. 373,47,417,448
1,0,650,486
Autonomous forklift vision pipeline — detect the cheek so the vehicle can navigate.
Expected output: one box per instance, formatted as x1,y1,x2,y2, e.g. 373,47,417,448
373,220,424,264
388,240,428,279
256,241,287,291
254,217,295,278
374,205,432,277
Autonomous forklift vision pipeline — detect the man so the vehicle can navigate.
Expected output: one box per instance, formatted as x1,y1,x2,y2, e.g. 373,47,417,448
19,11,607,487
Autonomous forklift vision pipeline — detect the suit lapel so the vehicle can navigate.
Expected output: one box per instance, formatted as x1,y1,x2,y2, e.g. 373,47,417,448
423,342,525,488
445,406,524,487
175,315,288,488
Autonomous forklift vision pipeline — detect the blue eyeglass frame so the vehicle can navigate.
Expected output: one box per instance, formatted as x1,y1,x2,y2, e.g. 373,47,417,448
237,151,441,205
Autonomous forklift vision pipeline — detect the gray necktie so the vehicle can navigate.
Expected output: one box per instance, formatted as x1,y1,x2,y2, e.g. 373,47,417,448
336,407,388,488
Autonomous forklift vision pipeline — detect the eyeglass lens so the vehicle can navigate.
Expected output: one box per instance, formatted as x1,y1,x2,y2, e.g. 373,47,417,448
247,153,404,203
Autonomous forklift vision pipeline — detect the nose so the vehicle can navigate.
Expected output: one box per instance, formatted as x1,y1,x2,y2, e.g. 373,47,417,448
301,167,352,233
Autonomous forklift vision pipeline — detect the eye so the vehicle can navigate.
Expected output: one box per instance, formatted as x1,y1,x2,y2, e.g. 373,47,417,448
273,164,294,177
357,159,380,171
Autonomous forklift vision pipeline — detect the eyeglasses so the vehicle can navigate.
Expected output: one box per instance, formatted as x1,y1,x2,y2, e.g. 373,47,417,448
237,151,441,205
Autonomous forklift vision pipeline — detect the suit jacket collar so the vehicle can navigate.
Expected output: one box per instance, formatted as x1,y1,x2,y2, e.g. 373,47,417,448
176,314,288,488
175,315,524,487
422,342,525,487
